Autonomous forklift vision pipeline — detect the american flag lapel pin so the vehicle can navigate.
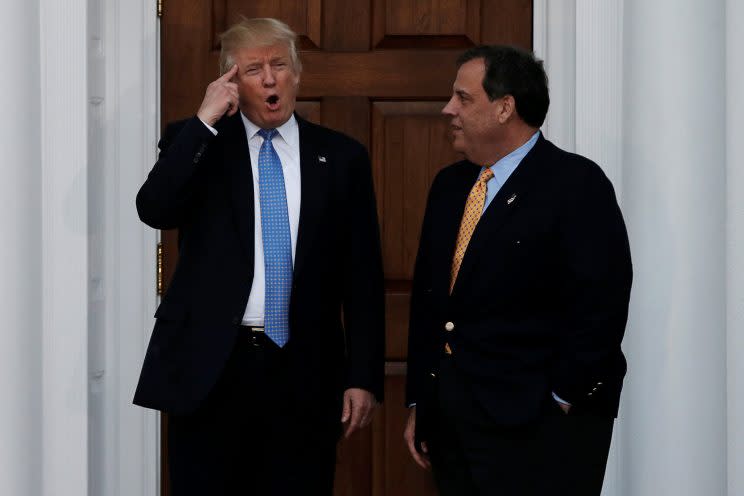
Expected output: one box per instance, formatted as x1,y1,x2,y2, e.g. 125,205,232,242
507,193,517,205
318,155,327,163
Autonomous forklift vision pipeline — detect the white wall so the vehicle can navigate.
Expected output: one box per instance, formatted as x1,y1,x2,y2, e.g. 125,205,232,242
536,1,739,495
726,0,744,494
88,0,160,494
0,2,42,495
0,0,158,495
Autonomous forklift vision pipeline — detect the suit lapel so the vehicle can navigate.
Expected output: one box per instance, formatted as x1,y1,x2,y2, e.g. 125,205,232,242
451,134,550,295
220,113,255,263
293,116,328,283
432,163,481,296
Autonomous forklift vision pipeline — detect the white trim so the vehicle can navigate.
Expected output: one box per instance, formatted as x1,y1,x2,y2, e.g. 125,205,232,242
0,2,42,495
111,0,161,492
727,1,744,494
39,0,89,494
534,0,576,153
574,1,624,193
89,0,160,494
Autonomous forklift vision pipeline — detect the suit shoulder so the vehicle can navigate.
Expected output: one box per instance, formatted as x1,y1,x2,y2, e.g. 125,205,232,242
431,160,476,187
545,141,613,189
300,118,367,155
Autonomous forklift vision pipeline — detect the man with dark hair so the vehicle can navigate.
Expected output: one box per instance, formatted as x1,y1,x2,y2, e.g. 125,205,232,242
134,18,384,495
404,45,632,495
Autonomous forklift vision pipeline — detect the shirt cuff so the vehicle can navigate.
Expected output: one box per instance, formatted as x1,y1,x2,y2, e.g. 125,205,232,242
552,392,571,406
199,118,218,136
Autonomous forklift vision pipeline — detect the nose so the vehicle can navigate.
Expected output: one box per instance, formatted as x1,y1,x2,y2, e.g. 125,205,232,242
442,96,456,116
262,66,276,86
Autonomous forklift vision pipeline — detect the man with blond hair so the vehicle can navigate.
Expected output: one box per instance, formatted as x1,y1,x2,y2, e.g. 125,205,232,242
133,18,384,495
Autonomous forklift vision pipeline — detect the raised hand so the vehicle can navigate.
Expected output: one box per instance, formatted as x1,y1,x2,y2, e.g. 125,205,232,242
196,64,240,126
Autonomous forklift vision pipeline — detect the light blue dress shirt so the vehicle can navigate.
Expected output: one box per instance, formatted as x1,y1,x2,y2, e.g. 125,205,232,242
481,130,540,211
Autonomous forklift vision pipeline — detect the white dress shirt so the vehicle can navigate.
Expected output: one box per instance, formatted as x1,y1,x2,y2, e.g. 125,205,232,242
199,114,301,326
241,114,301,326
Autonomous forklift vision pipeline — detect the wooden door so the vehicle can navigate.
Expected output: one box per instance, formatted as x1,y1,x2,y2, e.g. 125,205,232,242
160,1,532,494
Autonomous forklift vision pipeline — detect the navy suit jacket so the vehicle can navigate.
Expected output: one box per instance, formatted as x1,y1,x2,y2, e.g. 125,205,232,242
407,134,632,438
133,113,385,427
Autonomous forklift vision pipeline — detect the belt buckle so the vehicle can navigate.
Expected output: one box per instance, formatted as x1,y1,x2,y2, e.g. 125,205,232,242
248,326,264,347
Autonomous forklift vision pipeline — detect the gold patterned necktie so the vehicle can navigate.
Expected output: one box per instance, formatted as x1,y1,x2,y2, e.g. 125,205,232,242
450,167,495,293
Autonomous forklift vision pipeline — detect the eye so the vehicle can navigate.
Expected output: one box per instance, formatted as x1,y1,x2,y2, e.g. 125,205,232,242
245,66,260,75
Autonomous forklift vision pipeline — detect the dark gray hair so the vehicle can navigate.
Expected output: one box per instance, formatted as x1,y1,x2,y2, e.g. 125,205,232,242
457,45,549,127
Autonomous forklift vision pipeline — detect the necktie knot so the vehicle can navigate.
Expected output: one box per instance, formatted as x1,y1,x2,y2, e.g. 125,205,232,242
479,167,494,183
258,128,278,141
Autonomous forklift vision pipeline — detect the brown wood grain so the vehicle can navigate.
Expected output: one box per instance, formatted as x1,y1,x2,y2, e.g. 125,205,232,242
323,0,371,51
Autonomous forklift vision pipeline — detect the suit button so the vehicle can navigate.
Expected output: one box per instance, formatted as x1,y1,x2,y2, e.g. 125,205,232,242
444,321,455,332
232,316,240,325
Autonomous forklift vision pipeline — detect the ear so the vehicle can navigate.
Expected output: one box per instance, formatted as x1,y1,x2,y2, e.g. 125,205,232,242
497,95,516,124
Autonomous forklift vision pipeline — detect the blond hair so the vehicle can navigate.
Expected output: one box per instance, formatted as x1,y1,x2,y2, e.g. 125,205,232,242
219,18,302,75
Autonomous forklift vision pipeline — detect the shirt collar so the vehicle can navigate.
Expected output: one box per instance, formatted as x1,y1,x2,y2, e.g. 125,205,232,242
241,112,299,148
486,130,541,184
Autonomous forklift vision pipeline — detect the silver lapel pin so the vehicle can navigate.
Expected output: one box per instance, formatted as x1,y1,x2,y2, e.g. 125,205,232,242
507,193,517,205
318,155,327,163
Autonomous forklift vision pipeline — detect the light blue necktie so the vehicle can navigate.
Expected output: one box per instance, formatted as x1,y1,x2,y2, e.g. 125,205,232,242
257,129,291,347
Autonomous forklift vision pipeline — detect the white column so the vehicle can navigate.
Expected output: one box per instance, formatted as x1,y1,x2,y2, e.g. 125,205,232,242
727,0,744,494
88,0,161,494
39,0,89,494
534,0,576,152
0,3,42,496
622,1,727,495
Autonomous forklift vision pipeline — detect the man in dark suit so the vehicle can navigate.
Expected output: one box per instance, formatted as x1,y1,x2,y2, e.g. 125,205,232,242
133,18,384,495
404,45,632,495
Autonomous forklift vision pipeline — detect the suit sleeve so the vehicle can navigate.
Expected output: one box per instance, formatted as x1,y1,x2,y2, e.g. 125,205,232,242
405,172,442,407
341,144,386,402
136,116,217,229
551,164,633,405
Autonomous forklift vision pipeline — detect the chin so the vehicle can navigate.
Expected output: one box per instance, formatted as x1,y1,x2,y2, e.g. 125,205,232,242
266,112,291,127
451,140,465,154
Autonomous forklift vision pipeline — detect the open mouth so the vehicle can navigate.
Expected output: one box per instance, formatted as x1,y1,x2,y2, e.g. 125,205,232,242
266,94,280,110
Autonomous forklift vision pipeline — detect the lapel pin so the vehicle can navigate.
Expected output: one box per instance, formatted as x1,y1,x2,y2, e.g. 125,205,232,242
507,193,517,205
318,155,327,163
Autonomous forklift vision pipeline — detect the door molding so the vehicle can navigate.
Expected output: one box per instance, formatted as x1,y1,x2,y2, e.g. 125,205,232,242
91,0,160,494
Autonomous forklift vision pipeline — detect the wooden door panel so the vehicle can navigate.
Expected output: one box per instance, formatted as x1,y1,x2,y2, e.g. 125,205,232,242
213,0,322,48
161,2,532,495
378,366,438,496
372,102,461,361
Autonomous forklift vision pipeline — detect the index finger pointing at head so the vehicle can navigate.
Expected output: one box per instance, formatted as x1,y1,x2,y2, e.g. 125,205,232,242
220,64,238,81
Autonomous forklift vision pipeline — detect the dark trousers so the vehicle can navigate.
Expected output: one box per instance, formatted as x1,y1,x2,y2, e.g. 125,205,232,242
430,356,614,496
167,332,339,496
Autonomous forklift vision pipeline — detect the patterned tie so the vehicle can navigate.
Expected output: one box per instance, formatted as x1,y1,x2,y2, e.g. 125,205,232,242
450,167,494,293
257,129,292,347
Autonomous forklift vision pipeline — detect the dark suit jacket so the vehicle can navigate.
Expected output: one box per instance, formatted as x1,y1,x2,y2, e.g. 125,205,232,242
133,113,384,427
407,134,632,436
